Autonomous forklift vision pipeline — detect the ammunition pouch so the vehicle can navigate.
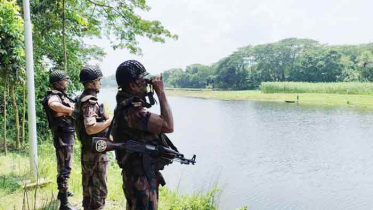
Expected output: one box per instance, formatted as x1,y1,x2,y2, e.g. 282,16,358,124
55,118,74,131
142,154,170,187
157,171,166,186
58,126,75,133
158,157,174,169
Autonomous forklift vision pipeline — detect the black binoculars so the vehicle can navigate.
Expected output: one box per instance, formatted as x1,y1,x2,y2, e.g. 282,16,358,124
144,78,152,85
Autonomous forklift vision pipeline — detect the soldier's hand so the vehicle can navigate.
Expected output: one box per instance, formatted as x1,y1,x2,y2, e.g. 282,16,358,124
104,115,113,128
104,113,111,120
107,115,113,123
67,107,74,116
151,74,164,94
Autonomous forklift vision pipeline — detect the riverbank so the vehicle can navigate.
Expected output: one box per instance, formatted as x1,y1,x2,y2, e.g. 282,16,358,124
0,143,219,210
165,89,373,110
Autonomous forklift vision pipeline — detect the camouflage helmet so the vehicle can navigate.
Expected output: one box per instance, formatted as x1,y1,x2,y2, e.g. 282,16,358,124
49,70,69,84
116,60,149,87
79,66,103,83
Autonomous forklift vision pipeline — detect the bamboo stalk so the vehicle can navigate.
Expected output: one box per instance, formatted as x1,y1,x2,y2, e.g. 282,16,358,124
11,84,20,149
62,0,67,72
21,85,26,147
3,73,8,155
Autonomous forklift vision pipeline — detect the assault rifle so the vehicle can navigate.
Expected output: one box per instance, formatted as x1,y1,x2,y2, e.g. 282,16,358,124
92,137,196,165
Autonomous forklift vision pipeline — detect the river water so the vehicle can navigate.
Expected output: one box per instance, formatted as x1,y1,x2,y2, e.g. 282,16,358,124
98,88,373,210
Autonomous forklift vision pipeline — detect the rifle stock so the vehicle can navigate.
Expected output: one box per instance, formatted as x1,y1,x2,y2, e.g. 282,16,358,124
92,137,123,152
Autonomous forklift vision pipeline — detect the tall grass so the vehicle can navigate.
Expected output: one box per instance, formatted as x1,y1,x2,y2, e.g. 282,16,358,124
159,187,219,210
260,82,373,95
0,142,227,210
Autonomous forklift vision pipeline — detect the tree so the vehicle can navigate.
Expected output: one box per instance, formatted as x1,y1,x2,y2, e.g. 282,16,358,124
185,64,213,88
0,0,25,153
293,47,344,82
357,50,373,81
252,38,320,83
163,68,183,87
214,53,249,90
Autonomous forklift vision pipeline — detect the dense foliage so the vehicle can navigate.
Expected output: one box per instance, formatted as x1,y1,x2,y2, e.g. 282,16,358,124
0,0,25,153
160,38,373,90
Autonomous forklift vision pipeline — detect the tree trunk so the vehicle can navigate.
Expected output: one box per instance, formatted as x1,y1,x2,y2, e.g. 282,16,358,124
21,85,26,147
3,74,8,155
62,0,67,71
10,84,20,149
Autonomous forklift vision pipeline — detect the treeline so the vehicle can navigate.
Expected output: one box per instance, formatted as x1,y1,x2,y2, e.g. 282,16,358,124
0,0,175,153
101,74,117,88
162,38,373,90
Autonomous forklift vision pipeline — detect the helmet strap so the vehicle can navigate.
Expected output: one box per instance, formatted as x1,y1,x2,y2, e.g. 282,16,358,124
85,79,100,93
53,81,67,92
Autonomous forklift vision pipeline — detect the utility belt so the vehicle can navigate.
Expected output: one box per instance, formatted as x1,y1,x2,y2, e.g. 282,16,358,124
81,129,108,152
52,118,75,134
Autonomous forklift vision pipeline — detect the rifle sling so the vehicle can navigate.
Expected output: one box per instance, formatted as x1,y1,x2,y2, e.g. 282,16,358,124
161,134,179,152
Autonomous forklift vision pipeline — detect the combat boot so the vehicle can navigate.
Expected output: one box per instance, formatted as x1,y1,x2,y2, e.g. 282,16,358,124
58,192,77,210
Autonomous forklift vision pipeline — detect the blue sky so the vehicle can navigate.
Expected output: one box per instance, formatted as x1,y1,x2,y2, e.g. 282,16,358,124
85,0,373,77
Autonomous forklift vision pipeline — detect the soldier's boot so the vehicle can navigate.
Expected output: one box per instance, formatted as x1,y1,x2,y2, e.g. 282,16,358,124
58,192,77,210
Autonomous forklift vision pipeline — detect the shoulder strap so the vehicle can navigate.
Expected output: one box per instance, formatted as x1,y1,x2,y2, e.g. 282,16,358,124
106,97,136,138
73,94,85,141
43,92,54,129
81,95,97,103
161,134,179,152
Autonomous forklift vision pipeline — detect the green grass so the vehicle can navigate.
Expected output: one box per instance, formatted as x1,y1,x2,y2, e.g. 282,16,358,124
0,142,225,210
260,82,373,95
165,88,373,110
159,187,218,210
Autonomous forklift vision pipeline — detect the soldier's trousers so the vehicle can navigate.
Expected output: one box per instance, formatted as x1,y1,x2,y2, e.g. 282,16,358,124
56,145,74,193
122,171,161,210
81,153,108,210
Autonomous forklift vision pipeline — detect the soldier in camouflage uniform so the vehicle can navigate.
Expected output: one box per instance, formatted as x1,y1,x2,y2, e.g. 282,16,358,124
111,60,174,210
43,70,76,210
75,66,112,210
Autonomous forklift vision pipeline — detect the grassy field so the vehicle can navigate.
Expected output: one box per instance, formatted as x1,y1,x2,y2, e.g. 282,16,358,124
165,88,373,110
260,82,373,95
0,143,220,210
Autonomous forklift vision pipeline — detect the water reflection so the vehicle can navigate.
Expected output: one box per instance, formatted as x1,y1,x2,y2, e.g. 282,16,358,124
99,88,373,210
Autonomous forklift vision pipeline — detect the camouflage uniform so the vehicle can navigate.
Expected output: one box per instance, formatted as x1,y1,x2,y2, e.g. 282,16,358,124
43,90,75,194
75,89,108,210
112,91,169,210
